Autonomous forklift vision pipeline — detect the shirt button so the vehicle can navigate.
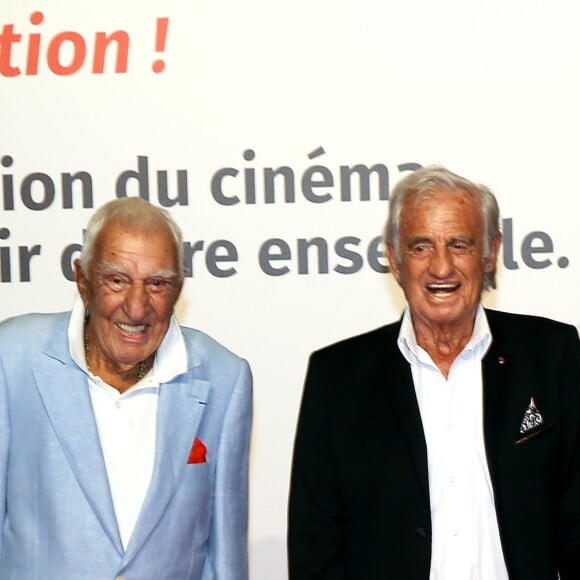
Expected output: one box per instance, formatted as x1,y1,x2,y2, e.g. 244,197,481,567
452,530,459,537
115,401,121,409
448,423,454,430
450,476,456,483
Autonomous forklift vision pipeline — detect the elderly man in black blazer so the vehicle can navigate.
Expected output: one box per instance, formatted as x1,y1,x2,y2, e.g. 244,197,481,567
288,166,580,579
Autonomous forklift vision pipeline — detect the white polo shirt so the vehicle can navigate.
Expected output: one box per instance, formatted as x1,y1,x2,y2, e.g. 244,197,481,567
397,304,509,580
68,298,187,549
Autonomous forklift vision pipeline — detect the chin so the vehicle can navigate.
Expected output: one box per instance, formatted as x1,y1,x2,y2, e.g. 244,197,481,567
434,309,474,326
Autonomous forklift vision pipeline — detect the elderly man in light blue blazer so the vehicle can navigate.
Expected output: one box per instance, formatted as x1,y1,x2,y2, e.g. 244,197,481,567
0,197,252,579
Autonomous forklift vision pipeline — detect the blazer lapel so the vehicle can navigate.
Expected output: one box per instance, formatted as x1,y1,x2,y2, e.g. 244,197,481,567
35,321,123,554
482,313,512,484
388,356,430,507
123,369,210,562
376,329,430,508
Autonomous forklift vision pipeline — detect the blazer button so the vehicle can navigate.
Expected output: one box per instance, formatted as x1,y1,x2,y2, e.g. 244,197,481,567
416,526,428,538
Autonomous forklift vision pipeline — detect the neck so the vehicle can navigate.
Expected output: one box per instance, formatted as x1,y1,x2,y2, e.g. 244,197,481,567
412,317,475,378
84,323,153,393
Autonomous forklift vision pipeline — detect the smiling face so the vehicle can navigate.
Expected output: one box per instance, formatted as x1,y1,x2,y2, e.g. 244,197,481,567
75,219,182,385
387,188,500,337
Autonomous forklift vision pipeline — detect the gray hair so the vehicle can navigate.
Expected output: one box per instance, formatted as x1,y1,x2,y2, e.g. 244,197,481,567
385,165,501,289
80,197,184,281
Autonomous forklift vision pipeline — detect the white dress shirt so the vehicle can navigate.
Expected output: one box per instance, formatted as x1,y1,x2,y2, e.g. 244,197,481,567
68,298,187,549
397,305,509,580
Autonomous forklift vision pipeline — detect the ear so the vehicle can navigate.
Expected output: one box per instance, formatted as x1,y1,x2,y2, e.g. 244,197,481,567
386,241,402,284
484,232,502,273
173,278,184,305
74,259,89,305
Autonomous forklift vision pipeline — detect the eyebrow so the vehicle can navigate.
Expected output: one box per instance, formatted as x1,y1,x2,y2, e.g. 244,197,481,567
148,269,179,279
406,236,432,248
449,235,477,246
406,235,477,247
96,262,178,279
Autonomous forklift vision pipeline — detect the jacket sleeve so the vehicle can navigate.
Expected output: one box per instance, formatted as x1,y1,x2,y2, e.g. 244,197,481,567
288,353,346,580
202,358,253,580
557,326,580,578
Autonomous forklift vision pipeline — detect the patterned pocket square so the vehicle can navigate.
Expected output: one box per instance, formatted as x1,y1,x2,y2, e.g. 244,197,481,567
519,397,543,434
188,437,207,464
515,397,552,445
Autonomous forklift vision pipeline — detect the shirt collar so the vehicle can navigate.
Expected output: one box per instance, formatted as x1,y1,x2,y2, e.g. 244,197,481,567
68,296,188,385
69,297,89,372
397,303,492,365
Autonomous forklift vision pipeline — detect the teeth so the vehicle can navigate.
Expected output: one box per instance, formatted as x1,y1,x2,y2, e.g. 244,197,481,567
426,283,458,293
117,323,145,335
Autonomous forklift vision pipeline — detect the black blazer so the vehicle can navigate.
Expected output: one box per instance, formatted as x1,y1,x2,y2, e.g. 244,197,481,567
288,309,580,579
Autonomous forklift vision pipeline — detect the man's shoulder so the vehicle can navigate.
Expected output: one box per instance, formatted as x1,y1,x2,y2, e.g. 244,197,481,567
177,326,252,396
0,311,69,342
485,308,578,340
179,325,248,368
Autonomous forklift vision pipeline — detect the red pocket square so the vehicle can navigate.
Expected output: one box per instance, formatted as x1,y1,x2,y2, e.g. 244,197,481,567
188,437,207,464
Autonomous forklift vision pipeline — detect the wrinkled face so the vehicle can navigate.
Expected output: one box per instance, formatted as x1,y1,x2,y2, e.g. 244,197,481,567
75,220,182,375
387,189,499,333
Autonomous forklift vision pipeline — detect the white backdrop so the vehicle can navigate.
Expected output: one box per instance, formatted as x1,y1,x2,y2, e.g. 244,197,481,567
2,2,579,578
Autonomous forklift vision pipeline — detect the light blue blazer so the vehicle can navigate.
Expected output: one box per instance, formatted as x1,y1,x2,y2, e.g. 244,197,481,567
0,311,252,580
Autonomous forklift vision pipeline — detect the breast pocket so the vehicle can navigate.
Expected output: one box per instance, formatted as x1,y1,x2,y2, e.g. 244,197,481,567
514,422,554,446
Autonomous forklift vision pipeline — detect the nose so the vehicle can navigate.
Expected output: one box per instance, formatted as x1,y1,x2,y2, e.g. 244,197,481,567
428,246,454,279
123,282,149,320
